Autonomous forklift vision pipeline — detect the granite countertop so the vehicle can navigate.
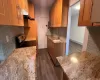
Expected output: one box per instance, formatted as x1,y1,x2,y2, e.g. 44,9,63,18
57,52,100,80
0,46,36,80
47,35,66,43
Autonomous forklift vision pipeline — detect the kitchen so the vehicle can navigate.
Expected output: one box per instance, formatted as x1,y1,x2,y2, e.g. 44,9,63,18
0,0,100,80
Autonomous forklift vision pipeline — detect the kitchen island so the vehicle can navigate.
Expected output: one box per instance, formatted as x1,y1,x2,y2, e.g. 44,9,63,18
57,52,100,80
0,46,36,80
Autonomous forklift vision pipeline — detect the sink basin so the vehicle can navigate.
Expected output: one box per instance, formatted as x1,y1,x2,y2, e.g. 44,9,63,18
53,39,62,43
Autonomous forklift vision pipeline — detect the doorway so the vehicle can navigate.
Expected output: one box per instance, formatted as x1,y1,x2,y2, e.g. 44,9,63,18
66,1,88,55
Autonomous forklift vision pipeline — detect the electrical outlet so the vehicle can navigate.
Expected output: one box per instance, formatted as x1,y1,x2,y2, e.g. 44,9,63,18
6,36,9,43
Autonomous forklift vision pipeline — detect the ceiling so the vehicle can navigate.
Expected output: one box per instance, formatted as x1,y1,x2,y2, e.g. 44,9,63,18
31,0,56,8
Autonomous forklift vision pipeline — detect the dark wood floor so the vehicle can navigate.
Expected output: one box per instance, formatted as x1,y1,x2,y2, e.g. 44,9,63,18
36,49,59,80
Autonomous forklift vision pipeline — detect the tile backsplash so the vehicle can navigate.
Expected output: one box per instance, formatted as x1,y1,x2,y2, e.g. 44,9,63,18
50,27,67,39
0,26,24,60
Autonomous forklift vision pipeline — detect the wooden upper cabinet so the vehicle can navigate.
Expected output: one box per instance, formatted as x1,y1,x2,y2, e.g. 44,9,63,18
10,0,24,26
24,1,37,41
50,0,63,27
78,0,100,27
78,0,93,26
0,0,25,26
21,0,28,12
62,0,69,27
10,0,19,26
91,0,100,26
0,0,11,25
15,0,29,26
17,0,24,26
28,1,34,18
50,0,69,27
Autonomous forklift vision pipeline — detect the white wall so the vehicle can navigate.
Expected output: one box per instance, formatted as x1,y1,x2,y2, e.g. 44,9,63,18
82,28,89,51
70,14,85,44
35,7,49,49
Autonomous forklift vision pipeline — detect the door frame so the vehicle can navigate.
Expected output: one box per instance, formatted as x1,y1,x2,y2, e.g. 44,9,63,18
66,1,89,55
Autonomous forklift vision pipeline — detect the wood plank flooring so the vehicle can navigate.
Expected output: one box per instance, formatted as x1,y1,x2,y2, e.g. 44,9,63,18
36,49,59,80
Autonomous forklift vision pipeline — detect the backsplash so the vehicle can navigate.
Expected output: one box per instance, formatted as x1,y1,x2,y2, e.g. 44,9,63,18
0,26,24,60
86,27,100,54
50,27,67,39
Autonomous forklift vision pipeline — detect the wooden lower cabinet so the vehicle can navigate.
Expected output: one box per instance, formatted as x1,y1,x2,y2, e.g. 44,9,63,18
47,37,66,66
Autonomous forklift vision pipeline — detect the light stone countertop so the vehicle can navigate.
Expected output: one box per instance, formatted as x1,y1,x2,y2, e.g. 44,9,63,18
0,46,36,80
57,52,100,80
47,35,66,43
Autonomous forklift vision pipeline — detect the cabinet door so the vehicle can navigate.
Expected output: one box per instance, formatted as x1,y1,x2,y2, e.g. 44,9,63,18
0,0,24,26
22,0,28,12
62,0,69,27
28,1,35,18
50,0,63,27
17,0,24,26
91,0,100,26
10,0,24,26
25,0,28,12
78,0,93,26
50,0,69,27
10,0,19,26
0,0,11,25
